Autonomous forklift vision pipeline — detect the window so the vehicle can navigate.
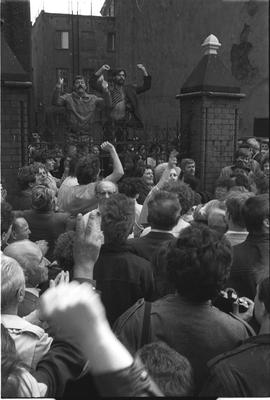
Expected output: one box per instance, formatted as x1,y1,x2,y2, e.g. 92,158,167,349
56,68,69,90
253,118,269,138
55,31,69,49
81,31,96,51
107,32,116,52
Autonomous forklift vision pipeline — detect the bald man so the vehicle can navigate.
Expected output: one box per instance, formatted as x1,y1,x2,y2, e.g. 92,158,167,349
4,240,49,317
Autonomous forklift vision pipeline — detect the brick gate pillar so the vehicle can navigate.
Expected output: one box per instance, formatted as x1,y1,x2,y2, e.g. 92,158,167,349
176,35,245,192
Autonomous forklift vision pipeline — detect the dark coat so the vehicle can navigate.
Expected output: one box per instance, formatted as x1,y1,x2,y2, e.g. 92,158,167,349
127,231,174,262
93,243,154,326
200,334,270,397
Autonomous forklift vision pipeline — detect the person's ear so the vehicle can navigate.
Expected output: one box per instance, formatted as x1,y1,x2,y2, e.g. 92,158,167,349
17,286,25,303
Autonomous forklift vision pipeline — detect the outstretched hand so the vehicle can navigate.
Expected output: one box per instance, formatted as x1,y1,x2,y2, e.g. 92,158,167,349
232,297,254,322
102,64,110,71
49,270,70,289
73,212,104,279
57,76,64,88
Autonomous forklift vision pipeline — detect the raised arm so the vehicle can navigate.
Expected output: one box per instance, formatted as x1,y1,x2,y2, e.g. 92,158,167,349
135,64,151,94
101,142,124,182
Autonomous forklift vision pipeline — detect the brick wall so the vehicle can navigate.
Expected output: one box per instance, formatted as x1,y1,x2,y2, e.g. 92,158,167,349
180,96,239,191
1,87,29,201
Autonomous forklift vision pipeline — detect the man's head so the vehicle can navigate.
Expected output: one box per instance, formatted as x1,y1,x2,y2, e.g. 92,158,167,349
76,155,100,185
180,159,196,178
31,185,55,212
254,277,270,328
1,202,14,246
1,255,25,313
241,194,269,234
73,75,87,96
148,191,181,231
10,217,31,242
137,341,194,396
100,193,135,244
4,240,48,288
95,180,118,202
260,141,269,156
166,224,232,302
225,191,254,229
234,147,251,166
169,168,178,182
112,68,127,86
207,208,228,236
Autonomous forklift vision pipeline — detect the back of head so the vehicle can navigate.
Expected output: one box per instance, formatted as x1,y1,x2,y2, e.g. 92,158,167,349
1,255,25,312
17,165,35,191
4,240,44,287
31,185,54,211
166,224,232,302
118,178,141,199
148,190,181,230
54,231,75,274
163,180,195,215
100,193,135,244
76,155,100,185
225,191,254,228
242,194,269,233
137,341,194,396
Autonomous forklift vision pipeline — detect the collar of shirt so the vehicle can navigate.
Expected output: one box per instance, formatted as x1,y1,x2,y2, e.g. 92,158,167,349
150,228,173,234
225,230,248,235
26,287,40,297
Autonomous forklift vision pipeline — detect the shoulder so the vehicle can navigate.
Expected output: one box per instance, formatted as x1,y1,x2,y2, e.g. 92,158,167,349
208,336,262,370
114,298,145,333
2,315,46,340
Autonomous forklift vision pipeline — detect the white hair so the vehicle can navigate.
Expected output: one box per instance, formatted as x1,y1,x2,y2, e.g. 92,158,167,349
1,255,25,311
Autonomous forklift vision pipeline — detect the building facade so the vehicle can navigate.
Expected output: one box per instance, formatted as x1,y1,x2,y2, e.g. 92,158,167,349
1,0,32,201
101,0,268,139
32,11,116,141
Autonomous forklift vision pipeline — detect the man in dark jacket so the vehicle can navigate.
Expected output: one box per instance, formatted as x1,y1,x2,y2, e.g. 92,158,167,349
93,194,154,326
127,191,181,262
228,194,269,299
90,63,151,141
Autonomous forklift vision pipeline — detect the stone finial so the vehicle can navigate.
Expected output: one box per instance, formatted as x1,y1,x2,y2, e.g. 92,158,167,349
201,34,221,55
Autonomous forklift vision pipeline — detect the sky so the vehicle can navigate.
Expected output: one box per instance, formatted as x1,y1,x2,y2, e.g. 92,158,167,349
30,0,105,23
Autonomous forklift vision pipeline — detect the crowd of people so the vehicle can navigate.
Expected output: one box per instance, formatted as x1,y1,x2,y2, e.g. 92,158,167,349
1,130,269,397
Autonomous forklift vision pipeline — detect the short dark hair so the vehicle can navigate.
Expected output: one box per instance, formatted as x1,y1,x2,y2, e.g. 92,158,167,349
76,155,100,185
241,194,269,233
233,174,251,191
111,68,127,78
148,191,181,230
31,185,54,211
162,181,195,215
67,156,79,177
118,178,140,198
225,192,254,228
73,75,85,85
261,151,269,168
54,231,75,275
137,341,194,396
166,224,232,302
258,277,270,314
1,202,14,235
100,193,135,244
17,165,36,190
